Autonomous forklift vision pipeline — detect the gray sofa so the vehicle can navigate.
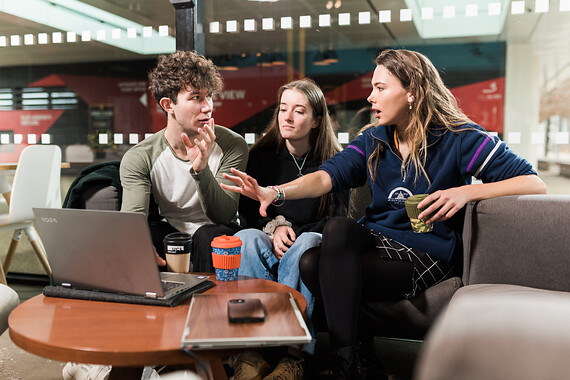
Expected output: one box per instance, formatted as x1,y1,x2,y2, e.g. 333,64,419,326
415,195,570,380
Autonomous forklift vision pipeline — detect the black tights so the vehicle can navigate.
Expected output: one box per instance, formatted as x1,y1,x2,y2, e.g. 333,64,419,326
300,217,414,350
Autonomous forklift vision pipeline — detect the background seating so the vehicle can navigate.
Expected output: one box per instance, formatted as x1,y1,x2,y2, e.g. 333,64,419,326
0,145,62,284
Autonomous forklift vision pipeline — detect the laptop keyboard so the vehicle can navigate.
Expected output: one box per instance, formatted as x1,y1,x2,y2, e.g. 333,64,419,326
161,280,184,292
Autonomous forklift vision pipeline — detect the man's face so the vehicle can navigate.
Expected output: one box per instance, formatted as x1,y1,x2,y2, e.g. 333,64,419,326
171,86,213,136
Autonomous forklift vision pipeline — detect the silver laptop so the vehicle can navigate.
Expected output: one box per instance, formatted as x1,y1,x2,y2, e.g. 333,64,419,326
33,207,210,300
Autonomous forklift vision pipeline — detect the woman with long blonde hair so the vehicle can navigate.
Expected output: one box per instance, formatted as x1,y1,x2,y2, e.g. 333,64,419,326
223,49,545,378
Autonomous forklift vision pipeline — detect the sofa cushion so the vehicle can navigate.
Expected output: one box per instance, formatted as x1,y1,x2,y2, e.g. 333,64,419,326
462,195,570,291
415,284,570,380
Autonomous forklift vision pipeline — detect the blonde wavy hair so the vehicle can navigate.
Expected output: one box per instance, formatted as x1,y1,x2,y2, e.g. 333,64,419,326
367,49,474,184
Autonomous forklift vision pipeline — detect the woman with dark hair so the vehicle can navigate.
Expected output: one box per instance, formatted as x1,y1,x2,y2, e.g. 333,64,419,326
229,78,346,380
223,49,545,379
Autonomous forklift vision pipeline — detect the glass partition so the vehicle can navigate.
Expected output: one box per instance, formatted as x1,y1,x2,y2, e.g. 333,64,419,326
0,0,569,192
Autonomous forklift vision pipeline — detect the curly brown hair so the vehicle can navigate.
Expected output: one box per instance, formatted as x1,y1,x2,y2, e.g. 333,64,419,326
148,50,223,110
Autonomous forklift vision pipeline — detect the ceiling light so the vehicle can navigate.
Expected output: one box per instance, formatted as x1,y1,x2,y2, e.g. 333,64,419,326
334,0,341,9
299,15,311,28
358,12,370,24
24,34,35,45
561,0,570,11
142,26,153,38
28,134,37,144
129,134,139,144
488,2,502,16
112,29,121,39
281,16,293,29
226,20,239,33
511,1,525,14
400,9,413,22
443,6,455,18
535,0,549,13
244,19,257,31
319,14,331,27
114,134,124,145
67,31,77,42
10,35,21,46
326,1,333,10
158,25,169,37
421,7,433,19
52,32,62,43
466,4,478,17
262,18,275,30
338,13,350,26
96,30,106,40
0,0,174,54
379,10,391,23
38,33,49,44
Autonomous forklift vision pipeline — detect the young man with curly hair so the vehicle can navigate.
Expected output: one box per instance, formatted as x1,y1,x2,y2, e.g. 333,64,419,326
120,50,248,271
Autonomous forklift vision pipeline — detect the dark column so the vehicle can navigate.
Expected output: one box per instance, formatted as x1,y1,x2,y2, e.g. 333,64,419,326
170,0,196,51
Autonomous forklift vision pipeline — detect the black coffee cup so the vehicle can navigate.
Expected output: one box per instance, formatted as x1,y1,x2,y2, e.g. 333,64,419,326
163,232,192,273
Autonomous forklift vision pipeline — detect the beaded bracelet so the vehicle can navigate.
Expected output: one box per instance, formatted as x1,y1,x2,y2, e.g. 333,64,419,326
267,186,286,207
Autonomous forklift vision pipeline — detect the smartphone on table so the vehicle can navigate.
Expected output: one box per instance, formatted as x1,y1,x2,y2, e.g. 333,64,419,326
227,298,266,323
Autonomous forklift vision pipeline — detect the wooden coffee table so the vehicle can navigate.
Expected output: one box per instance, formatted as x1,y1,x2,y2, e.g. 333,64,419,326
8,275,307,380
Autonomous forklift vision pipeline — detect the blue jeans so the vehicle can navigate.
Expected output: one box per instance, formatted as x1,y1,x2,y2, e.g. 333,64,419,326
235,228,321,353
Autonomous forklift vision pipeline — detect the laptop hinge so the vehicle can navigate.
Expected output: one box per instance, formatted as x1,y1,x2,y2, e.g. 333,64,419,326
145,292,157,299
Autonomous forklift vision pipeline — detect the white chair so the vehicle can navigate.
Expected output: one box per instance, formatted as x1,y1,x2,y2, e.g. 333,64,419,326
0,145,62,284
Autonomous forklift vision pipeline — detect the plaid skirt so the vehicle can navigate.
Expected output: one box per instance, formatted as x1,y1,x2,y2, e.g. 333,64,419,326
369,229,454,299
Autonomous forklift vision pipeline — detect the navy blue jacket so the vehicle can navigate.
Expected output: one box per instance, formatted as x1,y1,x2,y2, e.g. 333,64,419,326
320,124,536,262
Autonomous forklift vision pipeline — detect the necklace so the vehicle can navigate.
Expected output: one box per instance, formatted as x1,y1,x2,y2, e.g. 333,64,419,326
289,150,309,177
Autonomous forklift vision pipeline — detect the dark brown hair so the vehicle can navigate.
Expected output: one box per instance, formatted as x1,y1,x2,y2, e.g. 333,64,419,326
252,78,342,217
149,50,223,110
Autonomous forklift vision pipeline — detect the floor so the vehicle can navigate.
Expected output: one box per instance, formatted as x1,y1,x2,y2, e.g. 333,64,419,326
1,169,569,379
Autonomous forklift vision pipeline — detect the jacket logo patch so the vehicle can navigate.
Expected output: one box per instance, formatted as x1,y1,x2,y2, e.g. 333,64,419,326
387,187,412,209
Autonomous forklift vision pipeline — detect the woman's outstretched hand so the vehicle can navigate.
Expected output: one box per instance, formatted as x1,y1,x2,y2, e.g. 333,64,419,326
221,168,276,217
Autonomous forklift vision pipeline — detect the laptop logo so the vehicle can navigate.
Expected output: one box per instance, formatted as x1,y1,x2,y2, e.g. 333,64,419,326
40,217,58,223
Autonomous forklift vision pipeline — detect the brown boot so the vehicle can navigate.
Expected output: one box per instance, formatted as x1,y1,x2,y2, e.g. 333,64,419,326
263,357,303,380
228,351,272,380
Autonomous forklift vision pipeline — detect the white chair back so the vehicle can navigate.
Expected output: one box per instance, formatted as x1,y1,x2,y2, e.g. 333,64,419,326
6,145,62,223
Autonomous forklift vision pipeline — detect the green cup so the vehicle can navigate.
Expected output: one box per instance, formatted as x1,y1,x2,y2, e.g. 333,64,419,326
405,194,433,233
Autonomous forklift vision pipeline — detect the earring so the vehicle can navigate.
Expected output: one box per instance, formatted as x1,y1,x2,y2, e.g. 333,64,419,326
409,103,412,110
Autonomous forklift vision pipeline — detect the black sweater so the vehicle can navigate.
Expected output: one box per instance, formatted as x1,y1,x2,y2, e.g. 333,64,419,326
238,144,346,234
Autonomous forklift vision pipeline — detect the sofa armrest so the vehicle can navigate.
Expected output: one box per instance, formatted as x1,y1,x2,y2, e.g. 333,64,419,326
462,195,570,291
